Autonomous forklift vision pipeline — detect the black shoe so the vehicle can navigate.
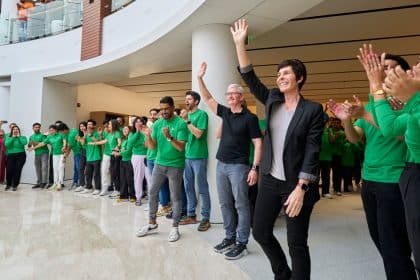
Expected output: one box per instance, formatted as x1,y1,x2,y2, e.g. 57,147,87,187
165,212,173,219
12,187,17,191
214,238,236,254
41,184,47,189
224,243,248,260
32,184,41,189
5,186,11,191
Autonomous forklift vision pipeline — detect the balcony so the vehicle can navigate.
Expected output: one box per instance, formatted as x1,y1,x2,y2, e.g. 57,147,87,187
0,0,133,45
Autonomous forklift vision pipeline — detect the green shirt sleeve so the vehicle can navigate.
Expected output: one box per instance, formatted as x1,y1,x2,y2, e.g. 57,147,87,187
374,99,408,137
195,112,208,131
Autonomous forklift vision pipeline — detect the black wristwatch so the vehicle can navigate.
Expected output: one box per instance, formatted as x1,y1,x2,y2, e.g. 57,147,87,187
300,183,310,192
186,120,191,125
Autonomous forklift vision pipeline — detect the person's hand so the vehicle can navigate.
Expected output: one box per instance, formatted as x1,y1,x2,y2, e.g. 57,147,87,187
284,185,305,218
140,126,151,137
162,127,171,139
387,96,404,111
357,44,385,91
27,147,34,152
341,95,366,119
197,62,207,79
247,169,258,186
230,19,248,46
383,65,420,102
327,99,352,121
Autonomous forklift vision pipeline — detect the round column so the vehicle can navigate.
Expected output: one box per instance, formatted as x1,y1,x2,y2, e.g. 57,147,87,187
191,24,241,222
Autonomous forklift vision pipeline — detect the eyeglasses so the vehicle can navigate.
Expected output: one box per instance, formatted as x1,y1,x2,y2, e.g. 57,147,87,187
225,92,242,96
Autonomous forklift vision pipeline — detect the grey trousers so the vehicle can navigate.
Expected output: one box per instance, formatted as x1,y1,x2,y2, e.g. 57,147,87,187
149,164,183,226
34,153,49,185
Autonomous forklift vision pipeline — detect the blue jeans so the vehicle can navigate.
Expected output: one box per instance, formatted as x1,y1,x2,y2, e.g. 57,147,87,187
216,161,250,244
73,153,81,185
183,158,211,220
146,159,170,206
19,20,27,42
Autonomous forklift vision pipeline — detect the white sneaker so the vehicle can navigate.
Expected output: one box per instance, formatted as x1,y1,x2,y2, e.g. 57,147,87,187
80,188,93,194
336,192,342,196
109,191,120,199
99,190,108,196
322,193,333,199
92,190,100,195
47,184,57,191
168,227,180,242
136,224,158,237
56,184,62,191
74,186,84,192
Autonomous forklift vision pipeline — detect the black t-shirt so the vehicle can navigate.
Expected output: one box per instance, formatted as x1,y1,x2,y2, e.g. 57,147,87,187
216,104,262,165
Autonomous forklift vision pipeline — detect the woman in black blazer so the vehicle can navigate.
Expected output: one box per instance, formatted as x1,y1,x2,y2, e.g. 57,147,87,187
231,19,324,280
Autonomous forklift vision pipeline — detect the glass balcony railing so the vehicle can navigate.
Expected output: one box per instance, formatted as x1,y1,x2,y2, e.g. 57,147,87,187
0,0,134,46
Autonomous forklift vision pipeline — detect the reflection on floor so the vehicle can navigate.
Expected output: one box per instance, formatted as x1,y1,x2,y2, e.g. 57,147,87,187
0,185,386,280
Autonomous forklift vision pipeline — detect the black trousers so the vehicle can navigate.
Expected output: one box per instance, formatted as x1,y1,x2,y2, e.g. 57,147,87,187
400,163,420,277
78,149,86,187
331,155,342,192
5,152,26,187
48,153,53,184
85,160,101,190
361,179,417,280
353,159,362,186
111,155,121,192
253,174,319,280
248,183,258,227
341,166,353,192
319,160,331,195
120,160,134,199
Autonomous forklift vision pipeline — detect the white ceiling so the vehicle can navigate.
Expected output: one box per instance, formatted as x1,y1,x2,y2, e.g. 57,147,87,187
107,0,420,107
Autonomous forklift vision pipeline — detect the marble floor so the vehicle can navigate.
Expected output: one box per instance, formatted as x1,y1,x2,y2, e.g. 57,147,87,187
0,185,386,280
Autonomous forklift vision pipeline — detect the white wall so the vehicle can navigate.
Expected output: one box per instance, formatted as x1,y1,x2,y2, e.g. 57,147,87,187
0,86,10,122
42,78,77,129
77,83,160,123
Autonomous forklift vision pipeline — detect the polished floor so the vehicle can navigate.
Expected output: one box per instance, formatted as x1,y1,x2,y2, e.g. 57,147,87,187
0,185,386,280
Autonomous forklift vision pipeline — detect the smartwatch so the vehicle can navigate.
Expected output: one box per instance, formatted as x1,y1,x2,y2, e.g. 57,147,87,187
300,183,310,192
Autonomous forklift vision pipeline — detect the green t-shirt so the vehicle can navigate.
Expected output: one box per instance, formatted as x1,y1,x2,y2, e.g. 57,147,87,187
29,133,49,155
67,128,81,155
130,131,147,156
319,128,333,161
85,131,102,162
5,136,27,154
120,137,133,161
152,116,188,168
354,104,406,183
43,133,64,155
146,123,157,161
106,131,122,154
330,129,345,156
186,109,208,159
341,141,355,167
102,131,112,156
249,119,266,165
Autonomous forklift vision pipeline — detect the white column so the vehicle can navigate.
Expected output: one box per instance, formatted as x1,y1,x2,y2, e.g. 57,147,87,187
9,73,77,184
192,24,241,222
0,86,10,122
